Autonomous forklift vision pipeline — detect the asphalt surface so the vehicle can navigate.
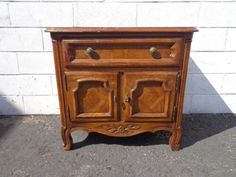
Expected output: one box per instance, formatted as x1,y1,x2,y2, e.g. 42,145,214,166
0,114,235,177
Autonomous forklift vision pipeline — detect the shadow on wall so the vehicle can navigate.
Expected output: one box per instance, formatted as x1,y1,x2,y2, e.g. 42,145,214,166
0,94,24,140
186,57,232,113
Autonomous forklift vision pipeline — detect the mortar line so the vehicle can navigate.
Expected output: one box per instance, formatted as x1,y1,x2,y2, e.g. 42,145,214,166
223,28,229,51
15,52,20,74
41,29,45,51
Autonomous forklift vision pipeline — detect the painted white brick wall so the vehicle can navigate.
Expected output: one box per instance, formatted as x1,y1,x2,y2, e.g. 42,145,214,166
0,53,18,74
191,28,227,51
0,0,236,114
0,28,43,51
74,3,137,27
0,75,52,95
17,52,55,74
9,3,73,27
137,3,200,27
0,3,10,26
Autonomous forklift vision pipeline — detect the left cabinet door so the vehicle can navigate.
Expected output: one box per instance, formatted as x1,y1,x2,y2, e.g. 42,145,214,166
65,71,119,122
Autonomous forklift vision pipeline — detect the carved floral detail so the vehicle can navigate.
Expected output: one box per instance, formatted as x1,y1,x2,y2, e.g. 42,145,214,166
101,124,140,134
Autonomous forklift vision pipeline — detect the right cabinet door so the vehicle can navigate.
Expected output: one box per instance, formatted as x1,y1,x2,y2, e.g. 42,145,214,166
122,71,179,122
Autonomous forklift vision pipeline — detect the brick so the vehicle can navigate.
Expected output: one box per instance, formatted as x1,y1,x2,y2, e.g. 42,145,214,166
17,52,55,74
220,95,236,113
225,29,236,51
0,28,43,51
42,31,53,52
20,75,52,95
74,3,136,27
0,3,10,26
0,52,18,74
0,96,24,115
191,95,231,113
221,74,236,94
9,3,73,27
183,95,192,114
0,76,21,95
189,52,236,74
185,74,224,95
137,3,199,27
0,75,52,96
191,28,227,51
23,96,59,114
199,3,236,27
188,54,200,74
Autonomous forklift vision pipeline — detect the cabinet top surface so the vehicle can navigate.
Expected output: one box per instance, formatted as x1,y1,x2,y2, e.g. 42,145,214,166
45,27,198,33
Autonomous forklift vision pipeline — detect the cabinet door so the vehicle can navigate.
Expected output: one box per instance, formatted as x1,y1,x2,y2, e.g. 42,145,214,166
122,71,178,122
65,72,118,122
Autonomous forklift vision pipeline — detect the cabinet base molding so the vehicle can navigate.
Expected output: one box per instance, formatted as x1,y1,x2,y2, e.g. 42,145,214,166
61,122,181,151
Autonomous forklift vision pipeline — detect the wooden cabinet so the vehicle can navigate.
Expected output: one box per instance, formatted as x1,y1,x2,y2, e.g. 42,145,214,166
46,27,197,151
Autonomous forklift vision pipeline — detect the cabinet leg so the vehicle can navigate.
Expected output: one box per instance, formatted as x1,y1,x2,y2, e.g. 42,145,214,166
61,127,73,151
169,126,183,151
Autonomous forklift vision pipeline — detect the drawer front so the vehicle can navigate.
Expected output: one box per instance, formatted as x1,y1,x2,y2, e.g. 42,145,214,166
62,38,184,67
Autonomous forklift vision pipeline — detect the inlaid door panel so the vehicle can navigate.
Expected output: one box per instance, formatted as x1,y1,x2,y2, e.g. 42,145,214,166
65,71,118,122
122,71,178,122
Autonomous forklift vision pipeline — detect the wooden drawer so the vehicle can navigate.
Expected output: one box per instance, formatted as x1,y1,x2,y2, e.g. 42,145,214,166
62,38,184,68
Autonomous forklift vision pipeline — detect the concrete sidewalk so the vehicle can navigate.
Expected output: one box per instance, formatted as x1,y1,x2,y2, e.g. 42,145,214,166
0,114,235,177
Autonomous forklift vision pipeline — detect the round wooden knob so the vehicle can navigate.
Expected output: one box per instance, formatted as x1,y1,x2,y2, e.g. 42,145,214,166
149,47,161,59
86,47,95,56
150,47,158,54
85,47,99,59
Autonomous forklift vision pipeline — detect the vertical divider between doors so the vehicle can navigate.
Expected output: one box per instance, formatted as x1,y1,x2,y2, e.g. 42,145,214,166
118,71,124,123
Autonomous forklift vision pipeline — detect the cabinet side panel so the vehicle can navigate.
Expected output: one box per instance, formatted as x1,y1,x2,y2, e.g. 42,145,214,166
176,34,193,127
169,33,194,151
52,39,67,128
